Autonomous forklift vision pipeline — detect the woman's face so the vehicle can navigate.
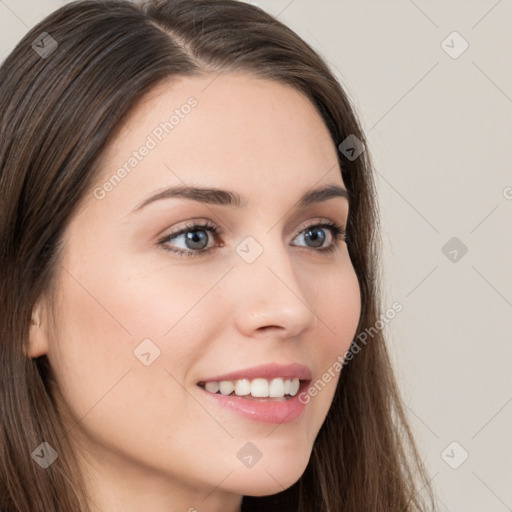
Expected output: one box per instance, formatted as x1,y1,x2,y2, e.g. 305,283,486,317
30,72,361,510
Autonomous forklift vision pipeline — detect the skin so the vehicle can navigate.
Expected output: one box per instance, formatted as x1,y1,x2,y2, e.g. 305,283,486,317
28,72,361,512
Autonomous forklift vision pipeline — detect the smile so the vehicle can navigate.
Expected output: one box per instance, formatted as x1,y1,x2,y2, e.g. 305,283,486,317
198,377,301,399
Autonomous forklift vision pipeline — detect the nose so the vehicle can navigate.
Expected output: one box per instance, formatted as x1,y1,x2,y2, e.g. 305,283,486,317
231,239,318,339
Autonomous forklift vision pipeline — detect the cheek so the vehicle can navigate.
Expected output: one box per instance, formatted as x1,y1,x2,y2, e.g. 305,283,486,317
47,256,215,426
299,261,361,420
308,258,361,356
46,262,226,474
330,270,361,354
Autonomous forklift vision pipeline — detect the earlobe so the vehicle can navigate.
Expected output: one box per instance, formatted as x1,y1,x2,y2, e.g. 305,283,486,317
26,299,50,359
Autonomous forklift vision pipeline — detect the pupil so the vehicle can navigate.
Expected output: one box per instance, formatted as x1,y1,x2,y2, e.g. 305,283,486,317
305,227,325,247
186,230,208,250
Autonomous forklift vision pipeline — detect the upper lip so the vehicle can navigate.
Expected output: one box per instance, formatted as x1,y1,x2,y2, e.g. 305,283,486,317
197,363,312,384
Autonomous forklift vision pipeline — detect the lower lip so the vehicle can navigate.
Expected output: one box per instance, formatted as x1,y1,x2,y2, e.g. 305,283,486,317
197,381,310,424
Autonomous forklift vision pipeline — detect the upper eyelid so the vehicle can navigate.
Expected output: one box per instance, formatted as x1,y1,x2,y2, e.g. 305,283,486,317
162,216,345,237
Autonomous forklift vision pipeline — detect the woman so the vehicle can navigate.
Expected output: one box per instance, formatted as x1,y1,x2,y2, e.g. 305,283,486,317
0,1,437,511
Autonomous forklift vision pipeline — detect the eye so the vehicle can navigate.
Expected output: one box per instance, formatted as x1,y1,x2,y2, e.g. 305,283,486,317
157,219,348,258
291,221,347,254
157,221,223,258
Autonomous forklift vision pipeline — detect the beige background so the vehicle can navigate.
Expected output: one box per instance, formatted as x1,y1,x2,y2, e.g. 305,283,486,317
1,1,511,510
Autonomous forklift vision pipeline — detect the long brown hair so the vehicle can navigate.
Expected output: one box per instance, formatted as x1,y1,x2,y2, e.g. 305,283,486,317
0,1,437,510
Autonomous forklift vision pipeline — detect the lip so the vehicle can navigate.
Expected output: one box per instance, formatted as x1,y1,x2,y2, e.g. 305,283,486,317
196,362,312,384
198,379,310,424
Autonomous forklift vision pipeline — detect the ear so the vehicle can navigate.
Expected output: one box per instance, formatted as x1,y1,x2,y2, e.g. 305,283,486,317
26,296,51,358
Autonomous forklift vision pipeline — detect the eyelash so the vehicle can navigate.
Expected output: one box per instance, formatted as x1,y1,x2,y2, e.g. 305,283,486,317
157,220,348,258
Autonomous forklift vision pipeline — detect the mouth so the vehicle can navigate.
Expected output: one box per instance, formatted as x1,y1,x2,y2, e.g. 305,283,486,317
197,377,309,401
195,363,312,424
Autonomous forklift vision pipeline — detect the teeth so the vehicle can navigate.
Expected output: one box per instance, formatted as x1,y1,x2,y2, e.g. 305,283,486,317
205,381,220,394
251,378,268,397
202,377,301,398
269,377,285,397
219,381,235,396
234,379,251,396
289,378,300,396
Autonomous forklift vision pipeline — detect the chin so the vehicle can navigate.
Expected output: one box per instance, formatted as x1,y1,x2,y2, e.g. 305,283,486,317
237,472,303,497
229,454,309,496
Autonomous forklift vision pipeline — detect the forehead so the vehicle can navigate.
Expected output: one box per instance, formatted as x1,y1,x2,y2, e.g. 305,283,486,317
91,72,345,213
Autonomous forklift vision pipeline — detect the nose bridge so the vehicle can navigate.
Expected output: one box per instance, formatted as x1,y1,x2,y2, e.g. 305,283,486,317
231,230,318,336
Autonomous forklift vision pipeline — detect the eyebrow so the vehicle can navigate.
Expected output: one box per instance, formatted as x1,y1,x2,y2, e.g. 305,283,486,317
130,183,349,214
